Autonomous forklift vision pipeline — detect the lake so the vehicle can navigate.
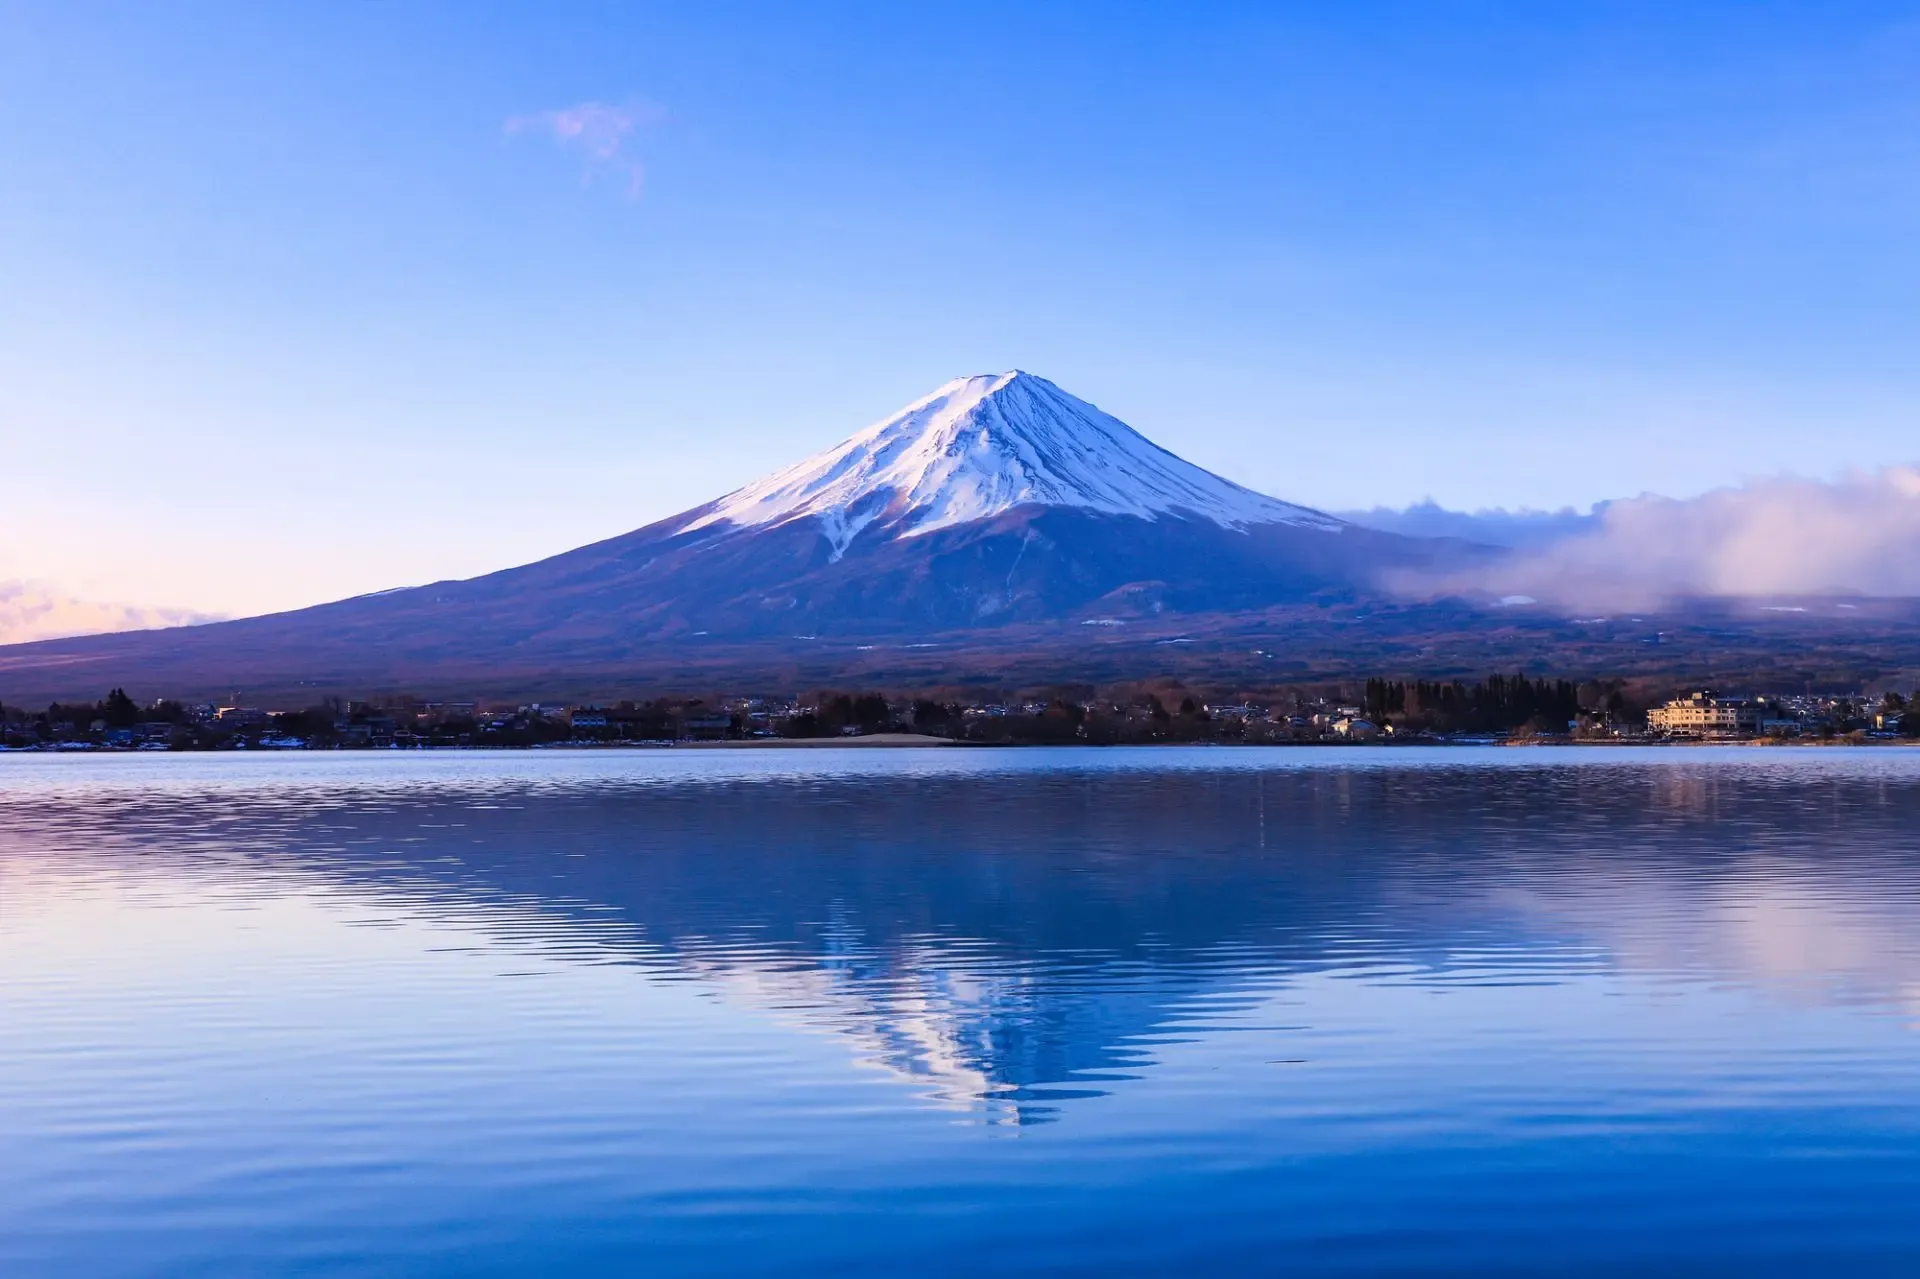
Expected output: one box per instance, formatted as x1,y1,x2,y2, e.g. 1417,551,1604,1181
5,747,1920,1275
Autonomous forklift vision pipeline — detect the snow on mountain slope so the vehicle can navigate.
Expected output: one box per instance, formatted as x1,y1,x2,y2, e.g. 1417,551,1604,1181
681,371,1341,557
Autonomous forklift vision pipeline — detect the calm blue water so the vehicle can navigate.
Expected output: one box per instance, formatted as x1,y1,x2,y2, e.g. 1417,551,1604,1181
5,747,1920,1275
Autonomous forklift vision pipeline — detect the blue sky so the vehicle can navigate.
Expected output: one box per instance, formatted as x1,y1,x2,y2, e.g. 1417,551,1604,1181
5,2,1920,616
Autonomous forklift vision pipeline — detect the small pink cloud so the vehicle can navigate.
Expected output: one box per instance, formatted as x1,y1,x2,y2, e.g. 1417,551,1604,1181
0,580,219,645
505,100,663,196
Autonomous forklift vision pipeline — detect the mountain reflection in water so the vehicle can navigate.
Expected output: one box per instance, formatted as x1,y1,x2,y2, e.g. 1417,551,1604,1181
14,749,1920,1276
8,749,1920,1130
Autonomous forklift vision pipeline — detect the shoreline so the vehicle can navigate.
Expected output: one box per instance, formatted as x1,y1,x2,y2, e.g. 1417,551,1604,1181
6,736,1918,755
681,733,954,748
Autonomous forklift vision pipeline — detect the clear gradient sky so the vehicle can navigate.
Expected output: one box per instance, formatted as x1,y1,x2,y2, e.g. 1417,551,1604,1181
5,2,1919,618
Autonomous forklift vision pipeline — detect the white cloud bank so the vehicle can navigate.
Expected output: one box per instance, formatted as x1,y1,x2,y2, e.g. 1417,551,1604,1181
1382,466,1920,610
0,581,217,646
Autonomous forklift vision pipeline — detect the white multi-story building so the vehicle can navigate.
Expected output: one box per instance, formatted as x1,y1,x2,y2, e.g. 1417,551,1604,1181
1648,693,1761,739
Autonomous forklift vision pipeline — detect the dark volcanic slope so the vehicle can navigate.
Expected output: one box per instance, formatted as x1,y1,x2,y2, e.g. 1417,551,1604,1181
0,503,1488,702
4,561,1918,705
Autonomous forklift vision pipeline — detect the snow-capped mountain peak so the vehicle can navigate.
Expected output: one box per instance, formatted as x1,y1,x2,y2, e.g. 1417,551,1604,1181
681,371,1340,556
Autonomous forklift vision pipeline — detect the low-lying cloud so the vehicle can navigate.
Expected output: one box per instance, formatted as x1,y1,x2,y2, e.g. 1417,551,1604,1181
0,582,217,646
1374,466,1920,610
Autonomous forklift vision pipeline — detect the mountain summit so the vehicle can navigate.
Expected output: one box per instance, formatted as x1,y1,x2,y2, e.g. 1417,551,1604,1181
0,371,1485,701
681,372,1338,556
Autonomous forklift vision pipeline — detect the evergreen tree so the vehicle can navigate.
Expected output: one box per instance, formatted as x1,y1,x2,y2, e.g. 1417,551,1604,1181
103,688,139,729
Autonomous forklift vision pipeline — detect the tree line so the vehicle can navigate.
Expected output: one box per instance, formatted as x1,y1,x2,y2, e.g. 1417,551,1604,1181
1365,675,1581,735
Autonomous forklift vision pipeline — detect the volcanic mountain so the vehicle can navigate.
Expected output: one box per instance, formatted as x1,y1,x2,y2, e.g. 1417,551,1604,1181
0,372,1490,700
